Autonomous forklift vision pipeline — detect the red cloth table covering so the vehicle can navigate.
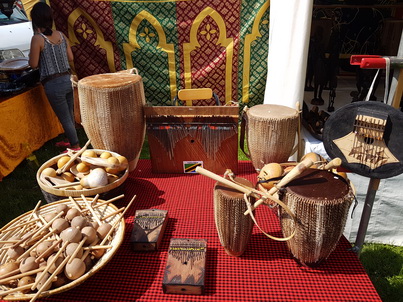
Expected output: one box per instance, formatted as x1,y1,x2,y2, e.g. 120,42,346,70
21,160,380,301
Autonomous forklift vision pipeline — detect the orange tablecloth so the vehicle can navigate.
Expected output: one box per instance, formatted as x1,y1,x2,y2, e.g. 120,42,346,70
0,85,63,180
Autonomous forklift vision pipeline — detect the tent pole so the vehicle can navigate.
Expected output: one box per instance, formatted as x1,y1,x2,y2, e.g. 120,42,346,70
387,30,403,107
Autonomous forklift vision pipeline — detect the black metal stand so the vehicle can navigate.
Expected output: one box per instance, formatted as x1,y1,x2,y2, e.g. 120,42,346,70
352,178,380,255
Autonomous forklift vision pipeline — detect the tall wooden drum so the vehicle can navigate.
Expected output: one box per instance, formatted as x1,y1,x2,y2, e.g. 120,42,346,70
241,104,299,171
78,71,146,171
279,169,354,265
214,177,255,256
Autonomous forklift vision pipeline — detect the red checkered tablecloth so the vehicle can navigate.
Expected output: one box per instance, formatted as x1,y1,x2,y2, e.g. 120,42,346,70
20,160,381,301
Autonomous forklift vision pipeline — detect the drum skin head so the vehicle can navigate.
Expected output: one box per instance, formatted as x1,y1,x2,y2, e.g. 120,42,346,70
323,101,403,179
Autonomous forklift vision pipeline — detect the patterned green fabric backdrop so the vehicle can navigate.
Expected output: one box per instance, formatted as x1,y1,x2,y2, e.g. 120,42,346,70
50,0,270,107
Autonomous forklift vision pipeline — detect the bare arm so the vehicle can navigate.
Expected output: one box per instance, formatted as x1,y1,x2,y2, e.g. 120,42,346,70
28,34,43,69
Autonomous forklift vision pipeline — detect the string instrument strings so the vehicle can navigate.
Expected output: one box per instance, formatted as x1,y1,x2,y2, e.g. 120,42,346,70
352,112,388,170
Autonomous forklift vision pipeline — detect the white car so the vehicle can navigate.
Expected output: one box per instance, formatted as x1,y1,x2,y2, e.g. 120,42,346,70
0,2,32,61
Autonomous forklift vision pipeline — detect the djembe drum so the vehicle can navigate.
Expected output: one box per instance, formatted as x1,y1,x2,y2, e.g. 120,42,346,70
278,169,354,265
241,104,299,171
78,70,145,171
214,177,255,256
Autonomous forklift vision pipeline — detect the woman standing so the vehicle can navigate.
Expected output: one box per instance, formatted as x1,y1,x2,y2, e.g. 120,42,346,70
29,2,80,151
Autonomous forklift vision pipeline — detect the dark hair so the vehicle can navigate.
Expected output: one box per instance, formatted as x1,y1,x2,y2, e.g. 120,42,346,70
30,2,53,36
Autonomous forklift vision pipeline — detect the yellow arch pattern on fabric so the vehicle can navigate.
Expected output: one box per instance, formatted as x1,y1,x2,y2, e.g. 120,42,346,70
183,7,233,104
67,8,116,72
242,0,270,103
123,10,177,101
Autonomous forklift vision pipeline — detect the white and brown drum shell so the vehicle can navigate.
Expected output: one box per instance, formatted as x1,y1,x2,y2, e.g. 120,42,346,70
214,177,255,256
78,72,146,171
246,104,299,171
278,169,354,265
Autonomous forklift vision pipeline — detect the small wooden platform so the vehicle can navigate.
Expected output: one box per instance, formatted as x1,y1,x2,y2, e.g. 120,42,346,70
130,209,168,251
162,238,207,295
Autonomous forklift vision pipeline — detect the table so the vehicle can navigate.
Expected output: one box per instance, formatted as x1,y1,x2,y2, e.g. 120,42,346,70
0,85,63,180
23,159,381,302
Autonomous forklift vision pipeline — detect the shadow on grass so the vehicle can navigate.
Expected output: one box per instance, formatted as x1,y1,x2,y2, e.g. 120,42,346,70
360,243,403,302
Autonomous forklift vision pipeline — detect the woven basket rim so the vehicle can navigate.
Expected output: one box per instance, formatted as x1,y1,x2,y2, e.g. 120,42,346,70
0,197,125,301
36,149,128,197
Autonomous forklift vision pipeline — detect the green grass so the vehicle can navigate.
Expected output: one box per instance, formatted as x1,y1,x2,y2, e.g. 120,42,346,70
0,128,402,301
360,244,403,302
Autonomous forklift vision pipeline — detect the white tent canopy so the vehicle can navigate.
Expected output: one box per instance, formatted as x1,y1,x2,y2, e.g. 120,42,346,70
264,0,313,110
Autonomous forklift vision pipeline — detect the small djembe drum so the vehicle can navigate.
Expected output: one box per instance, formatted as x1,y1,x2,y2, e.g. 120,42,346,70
78,70,146,171
241,104,299,171
214,177,255,256
278,169,354,265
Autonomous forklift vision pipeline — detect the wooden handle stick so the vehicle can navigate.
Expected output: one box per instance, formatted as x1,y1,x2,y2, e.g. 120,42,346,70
195,167,263,199
67,236,86,264
80,156,121,169
323,157,342,170
68,196,83,211
10,200,42,236
0,283,34,298
81,194,125,213
0,268,20,280
35,238,62,263
20,212,63,248
56,139,91,175
44,175,71,187
31,240,69,291
53,181,81,189
91,194,100,207
195,166,291,209
245,158,314,215
99,195,136,246
25,229,58,250
33,213,60,242
81,238,98,261
0,267,45,285
10,229,37,249
17,229,57,262
83,245,112,250
81,195,102,226
39,174,53,187
1,218,41,234
0,240,19,244
101,208,124,221
30,254,73,302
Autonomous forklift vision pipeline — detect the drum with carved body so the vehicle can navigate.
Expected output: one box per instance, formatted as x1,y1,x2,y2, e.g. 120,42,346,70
279,168,354,265
214,177,255,256
241,104,299,171
78,70,145,171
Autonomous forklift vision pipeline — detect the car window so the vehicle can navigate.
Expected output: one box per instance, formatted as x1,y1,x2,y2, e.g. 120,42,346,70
0,5,29,25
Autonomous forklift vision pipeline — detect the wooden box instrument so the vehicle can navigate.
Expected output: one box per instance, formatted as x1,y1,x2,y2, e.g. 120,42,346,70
145,105,239,174
162,238,207,295
130,209,168,251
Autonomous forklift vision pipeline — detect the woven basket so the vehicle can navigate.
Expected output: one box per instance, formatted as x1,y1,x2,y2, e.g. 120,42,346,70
0,197,125,300
36,149,128,203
